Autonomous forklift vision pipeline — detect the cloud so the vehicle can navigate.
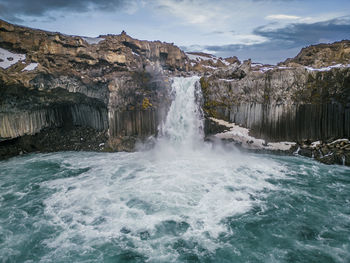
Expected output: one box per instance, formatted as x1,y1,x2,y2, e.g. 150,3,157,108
0,0,130,22
154,0,230,27
254,16,350,46
266,14,301,20
183,16,350,64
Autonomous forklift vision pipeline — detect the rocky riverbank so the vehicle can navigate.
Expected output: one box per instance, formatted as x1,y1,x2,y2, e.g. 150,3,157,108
293,139,350,166
0,126,108,160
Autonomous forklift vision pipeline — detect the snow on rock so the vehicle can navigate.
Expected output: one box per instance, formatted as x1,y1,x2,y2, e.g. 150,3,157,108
222,60,230,66
186,53,213,61
22,63,38,71
259,67,275,73
187,52,234,68
305,64,350,72
211,117,295,151
311,141,321,148
202,65,217,70
328,138,350,145
82,37,105,45
0,47,26,69
219,78,235,82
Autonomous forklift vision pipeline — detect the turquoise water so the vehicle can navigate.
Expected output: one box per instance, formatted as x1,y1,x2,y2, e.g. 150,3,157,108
1,77,350,262
0,151,349,263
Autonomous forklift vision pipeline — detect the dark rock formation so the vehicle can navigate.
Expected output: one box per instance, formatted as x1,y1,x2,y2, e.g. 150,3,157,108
199,50,350,165
200,66,350,142
291,139,350,166
0,19,187,159
1,19,350,166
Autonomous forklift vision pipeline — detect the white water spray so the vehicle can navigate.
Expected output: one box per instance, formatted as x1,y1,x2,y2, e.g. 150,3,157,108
38,77,286,262
158,76,204,147
294,146,301,155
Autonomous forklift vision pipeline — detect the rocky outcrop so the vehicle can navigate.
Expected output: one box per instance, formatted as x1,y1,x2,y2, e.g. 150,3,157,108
201,66,350,140
281,40,350,68
199,47,350,165
186,52,239,74
0,19,187,158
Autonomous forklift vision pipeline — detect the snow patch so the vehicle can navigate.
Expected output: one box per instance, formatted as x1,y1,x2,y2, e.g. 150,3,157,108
311,141,321,148
222,60,230,66
259,67,274,72
328,139,350,145
305,64,350,72
187,53,231,67
187,53,213,61
219,78,235,82
22,63,38,71
0,47,26,69
82,37,105,45
211,117,295,151
202,65,217,70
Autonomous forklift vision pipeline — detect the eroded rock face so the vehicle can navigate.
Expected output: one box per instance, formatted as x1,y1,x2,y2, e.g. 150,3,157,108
200,61,350,142
281,40,350,68
0,19,187,157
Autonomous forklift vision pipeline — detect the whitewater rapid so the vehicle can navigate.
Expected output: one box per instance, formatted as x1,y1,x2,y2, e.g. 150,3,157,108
1,77,349,262
40,77,283,260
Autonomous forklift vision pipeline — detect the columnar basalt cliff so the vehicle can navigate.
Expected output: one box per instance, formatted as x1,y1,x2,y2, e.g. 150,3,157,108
197,45,350,165
0,19,188,158
200,66,350,141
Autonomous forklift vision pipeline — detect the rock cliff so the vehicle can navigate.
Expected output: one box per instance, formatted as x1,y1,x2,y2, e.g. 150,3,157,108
1,19,349,165
198,44,350,165
280,40,350,68
0,19,188,158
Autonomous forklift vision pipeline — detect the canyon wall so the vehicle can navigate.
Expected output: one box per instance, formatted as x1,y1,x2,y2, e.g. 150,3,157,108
200,62,350,142
1,19,350,164
0,19,187,156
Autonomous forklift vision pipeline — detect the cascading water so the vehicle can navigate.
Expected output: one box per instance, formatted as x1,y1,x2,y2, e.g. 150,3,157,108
158,76,204,147
1,77,350,263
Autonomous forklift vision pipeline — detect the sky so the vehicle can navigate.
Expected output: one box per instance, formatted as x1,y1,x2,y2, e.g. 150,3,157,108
0,0,349,64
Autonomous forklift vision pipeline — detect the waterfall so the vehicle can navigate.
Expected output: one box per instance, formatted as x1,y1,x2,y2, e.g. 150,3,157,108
158,76,203,148
294,146,301,155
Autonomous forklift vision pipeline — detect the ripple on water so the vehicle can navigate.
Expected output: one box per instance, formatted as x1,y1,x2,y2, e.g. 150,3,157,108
1,150,349,262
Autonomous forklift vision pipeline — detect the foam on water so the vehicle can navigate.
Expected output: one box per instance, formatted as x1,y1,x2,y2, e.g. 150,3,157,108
38,150,282,261
40,77,284,261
